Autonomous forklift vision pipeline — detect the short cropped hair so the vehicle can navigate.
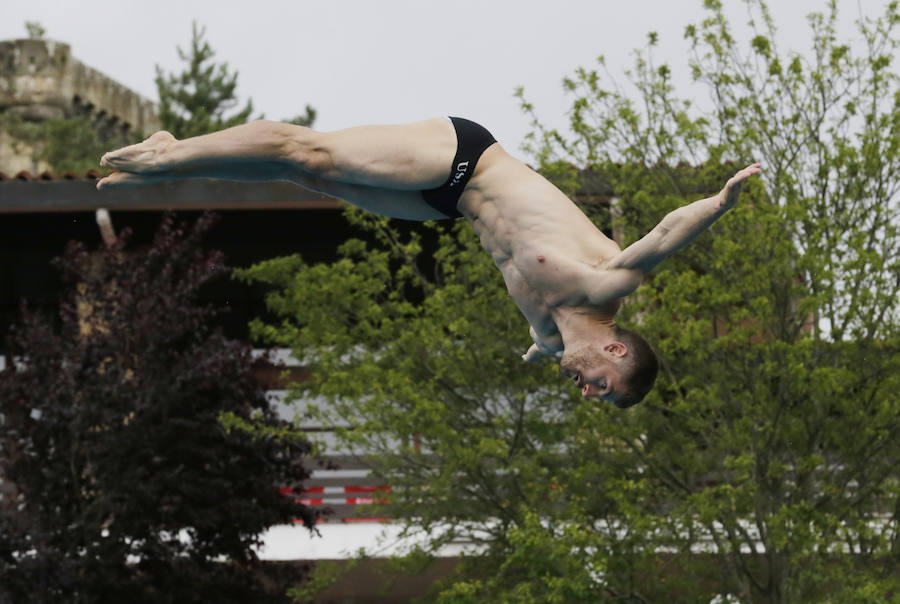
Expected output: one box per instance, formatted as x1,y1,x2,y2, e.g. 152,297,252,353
613,325,659,408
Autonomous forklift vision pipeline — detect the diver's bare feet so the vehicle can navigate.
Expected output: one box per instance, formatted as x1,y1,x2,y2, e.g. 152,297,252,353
100,131,177,173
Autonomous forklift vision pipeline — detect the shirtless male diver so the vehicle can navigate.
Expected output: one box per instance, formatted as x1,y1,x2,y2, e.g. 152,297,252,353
97,117,761,408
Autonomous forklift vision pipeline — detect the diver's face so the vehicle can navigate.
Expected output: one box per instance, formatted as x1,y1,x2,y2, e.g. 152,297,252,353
559,344,628,407
565,362,624,405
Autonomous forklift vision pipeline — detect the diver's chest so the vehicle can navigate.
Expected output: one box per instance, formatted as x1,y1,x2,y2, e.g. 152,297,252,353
505,250,593,308
513,245,598,285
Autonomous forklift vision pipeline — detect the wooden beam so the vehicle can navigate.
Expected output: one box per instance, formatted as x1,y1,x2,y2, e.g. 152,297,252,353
0,178,344,213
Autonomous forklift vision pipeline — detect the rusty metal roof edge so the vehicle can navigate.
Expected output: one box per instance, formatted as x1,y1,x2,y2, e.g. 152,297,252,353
0,178,344,213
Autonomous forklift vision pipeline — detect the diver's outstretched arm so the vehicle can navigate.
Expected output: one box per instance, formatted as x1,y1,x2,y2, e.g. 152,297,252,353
605,163,761,274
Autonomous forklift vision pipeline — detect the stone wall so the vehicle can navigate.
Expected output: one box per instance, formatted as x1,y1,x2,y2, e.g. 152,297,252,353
0,129,45,174
0,38,159,171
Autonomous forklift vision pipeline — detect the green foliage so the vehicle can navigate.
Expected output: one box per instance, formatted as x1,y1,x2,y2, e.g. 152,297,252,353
0,214,314,603
238,209,696,603
0,112,111,174
24,21,45,40
243,1,898,602
286,556,367,602
435,510,608,604
38,116,113,173
285,106,318,128
155,22,256,139
154,22,316,138
515,0,900,601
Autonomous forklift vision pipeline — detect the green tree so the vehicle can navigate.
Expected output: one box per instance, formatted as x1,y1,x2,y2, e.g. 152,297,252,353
0,214,315,603
516,0,900,597
155,22,256,139
0,112,112,174
38,116,110,173
242,1,899,602
285,106,318,128
155,22,316,139
24,21,45,40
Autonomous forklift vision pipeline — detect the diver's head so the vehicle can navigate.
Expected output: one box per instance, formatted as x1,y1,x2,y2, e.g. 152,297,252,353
559,325,658,408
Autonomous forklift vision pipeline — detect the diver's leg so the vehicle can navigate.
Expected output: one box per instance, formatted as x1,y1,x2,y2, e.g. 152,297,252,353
302,118,456,189
290,174,449,220
96,162,448,221
100,118,458,190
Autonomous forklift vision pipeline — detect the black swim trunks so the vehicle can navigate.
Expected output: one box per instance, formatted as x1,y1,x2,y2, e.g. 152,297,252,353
421,117,497,219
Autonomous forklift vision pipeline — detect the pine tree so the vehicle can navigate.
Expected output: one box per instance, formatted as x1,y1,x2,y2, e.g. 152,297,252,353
155,22,256,139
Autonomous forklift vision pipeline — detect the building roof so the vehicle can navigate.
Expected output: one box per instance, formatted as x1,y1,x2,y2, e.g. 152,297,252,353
0,167,619,213
0,170,343,213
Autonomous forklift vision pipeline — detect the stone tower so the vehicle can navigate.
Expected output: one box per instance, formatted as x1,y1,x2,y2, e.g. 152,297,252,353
0,38,160,173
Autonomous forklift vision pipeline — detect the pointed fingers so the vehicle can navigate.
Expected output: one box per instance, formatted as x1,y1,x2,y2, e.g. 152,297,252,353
96,171,155,190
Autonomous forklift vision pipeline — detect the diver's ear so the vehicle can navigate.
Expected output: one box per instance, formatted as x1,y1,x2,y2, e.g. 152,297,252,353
604,341,628,357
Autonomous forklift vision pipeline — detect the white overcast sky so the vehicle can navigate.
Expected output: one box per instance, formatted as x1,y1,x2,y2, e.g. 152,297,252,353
1,0,879,158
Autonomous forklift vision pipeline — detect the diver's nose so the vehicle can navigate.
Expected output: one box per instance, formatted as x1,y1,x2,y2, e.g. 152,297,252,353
582,384,591,397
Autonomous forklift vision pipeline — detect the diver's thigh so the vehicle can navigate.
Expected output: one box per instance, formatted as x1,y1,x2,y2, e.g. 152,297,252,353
316,118,456,190
291,172,448,221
